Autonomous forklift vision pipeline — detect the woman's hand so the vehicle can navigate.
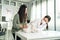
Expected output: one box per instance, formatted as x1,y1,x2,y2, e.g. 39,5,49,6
19,24,24,28
23,24,28,28
19,24,28,29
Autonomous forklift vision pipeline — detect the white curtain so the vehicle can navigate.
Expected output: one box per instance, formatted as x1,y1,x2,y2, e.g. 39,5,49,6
42,0,46,18
48,0,54,30
36,3,41,19
31,2,36,22
31,1,41,22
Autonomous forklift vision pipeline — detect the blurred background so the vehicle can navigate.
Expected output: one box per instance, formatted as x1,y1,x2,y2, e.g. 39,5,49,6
0,0,60,31
0,0,60,40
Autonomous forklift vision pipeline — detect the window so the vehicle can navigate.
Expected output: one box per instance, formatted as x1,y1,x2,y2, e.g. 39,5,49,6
56,0,60,31
31,2,36,21
31,1,41,21
42,0,46,18
48,0,54,30
36,0,41,19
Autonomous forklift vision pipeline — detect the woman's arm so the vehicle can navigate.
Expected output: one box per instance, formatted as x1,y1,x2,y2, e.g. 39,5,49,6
12,14,23,30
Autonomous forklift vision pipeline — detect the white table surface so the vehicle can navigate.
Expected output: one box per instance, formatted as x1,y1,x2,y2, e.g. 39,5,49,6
0,22,13,40
15,31,60,40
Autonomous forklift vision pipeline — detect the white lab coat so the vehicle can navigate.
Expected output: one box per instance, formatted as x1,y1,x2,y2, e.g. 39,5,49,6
30,19,47,31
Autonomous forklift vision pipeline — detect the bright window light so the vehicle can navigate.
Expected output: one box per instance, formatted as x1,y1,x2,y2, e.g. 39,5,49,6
48,0,54,30
42,0,46,18
31,3,36,22
36,3,41,19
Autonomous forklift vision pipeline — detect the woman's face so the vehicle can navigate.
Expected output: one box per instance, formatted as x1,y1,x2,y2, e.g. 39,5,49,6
44,18,48,23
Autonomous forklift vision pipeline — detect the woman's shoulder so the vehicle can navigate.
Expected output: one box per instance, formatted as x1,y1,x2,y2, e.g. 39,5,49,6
15,13,17,15
13,14,19,20
14,13,19,17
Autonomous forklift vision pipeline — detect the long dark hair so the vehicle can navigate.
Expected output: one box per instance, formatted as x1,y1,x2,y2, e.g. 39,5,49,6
40,15,51,30
44,15,51,30
18,4,27,23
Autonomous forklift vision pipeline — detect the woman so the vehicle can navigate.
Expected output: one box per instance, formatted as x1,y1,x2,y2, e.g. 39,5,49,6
31,15,51,32
12,4,27,40
38,15,51,30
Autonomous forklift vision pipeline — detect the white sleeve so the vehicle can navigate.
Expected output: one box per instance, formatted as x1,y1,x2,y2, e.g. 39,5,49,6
30,19,39,28
37,23,47,31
